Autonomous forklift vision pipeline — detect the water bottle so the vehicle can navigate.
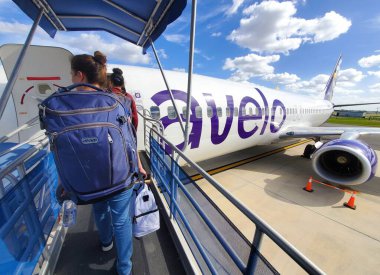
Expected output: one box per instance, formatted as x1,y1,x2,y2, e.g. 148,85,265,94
61,200,77,227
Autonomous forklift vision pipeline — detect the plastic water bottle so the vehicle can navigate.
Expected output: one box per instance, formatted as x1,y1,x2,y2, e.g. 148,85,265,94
62,200,77,227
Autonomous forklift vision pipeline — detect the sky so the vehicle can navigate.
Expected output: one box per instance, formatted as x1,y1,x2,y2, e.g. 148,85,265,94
1,0,380,110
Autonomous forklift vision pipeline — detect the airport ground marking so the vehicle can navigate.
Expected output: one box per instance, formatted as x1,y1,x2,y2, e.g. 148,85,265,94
191,139,311,181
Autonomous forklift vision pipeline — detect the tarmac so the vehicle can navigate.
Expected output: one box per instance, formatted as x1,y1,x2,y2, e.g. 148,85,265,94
194,129,380,274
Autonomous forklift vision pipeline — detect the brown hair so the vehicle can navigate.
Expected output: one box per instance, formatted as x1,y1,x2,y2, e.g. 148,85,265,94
71,51,107,87
110,67,124,87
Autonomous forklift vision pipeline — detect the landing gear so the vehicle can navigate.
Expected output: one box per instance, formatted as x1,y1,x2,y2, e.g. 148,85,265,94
302,144,316,159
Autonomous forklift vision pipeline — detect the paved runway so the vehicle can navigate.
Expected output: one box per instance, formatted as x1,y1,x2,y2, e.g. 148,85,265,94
194,126,380,274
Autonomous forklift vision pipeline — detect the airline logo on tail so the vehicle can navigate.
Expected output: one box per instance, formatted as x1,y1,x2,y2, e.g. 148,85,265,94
324,56,342,102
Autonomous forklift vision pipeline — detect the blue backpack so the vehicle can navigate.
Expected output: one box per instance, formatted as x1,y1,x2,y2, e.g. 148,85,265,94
39,83,139,203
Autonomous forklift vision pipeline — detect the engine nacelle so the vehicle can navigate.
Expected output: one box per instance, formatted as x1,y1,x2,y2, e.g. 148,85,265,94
312,139,377,185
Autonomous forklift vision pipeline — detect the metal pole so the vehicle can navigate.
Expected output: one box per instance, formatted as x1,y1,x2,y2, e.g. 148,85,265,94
245,229,263,274
150,41,185,136
183,0,197,152
0,8,44,119
169,155,176,218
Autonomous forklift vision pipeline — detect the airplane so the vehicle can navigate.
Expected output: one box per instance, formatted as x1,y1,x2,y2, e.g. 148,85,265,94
1,45,380,188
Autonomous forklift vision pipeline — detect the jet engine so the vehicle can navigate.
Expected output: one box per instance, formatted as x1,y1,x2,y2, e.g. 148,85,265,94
312,139,377,185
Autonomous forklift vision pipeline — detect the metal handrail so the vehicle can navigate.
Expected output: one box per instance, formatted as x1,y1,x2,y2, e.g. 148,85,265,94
137,109,164,150
0,137,49,180
0,116,40,143
150,128,324,275
0,132,46,159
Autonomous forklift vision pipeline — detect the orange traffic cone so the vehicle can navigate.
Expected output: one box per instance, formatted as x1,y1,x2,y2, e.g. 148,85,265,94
344,193,357,210
303,176,314,192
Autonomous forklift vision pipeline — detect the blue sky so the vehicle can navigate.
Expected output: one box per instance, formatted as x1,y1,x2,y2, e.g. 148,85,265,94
1,0,380,110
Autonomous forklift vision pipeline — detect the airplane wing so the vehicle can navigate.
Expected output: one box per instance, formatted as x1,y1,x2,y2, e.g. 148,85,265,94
280,126,380,139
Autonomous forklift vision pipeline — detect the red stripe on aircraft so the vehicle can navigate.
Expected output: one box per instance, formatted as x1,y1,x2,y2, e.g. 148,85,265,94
27,76,61,81
20,94,26,105
20,86,34,105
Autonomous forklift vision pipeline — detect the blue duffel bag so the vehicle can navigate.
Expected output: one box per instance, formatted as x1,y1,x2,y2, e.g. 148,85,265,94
39,83,139,203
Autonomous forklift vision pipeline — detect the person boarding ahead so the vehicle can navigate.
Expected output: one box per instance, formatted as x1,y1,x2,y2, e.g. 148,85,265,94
109,67,147,179
109,68,138,130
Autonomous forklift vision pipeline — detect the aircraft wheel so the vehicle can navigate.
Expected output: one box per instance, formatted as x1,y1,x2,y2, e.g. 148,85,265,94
303,144,316,159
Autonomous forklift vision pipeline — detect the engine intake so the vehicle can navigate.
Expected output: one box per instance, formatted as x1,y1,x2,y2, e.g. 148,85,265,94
312,139,377,185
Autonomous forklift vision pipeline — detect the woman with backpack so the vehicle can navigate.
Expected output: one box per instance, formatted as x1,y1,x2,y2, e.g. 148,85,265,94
70,51,136,274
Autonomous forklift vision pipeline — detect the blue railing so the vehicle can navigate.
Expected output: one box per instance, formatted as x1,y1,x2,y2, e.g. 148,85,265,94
149,130,324,275
0,142,59,275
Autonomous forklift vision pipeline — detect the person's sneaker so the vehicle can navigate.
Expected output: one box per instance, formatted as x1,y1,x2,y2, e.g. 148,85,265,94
101,240,113,252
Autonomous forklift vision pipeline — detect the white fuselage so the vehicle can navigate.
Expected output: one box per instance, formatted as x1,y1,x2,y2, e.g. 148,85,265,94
120,65,334,162
0,43,333,163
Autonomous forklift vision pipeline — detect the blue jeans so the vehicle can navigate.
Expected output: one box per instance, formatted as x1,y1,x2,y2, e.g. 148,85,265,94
92,188,133,275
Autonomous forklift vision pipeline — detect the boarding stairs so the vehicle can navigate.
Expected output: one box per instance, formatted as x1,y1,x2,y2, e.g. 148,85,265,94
0,110,324,274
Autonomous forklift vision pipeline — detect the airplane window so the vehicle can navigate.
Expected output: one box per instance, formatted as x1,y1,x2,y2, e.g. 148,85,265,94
226,107,231,117
241,107,246,116
38,83,53,95
168,106,177,119
255,107,259,115
195,106,202,118
182,106,187,118
279,108,282,115
217,107,222,117
249,107,253,115
207,106,213,117
266,108,269,116
150,106,160,120
234,107,238,116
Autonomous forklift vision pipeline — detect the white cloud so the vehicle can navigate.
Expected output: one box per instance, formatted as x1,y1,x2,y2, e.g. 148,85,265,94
227,1,351,54
285,68,365,96
54,33,150,65
198,5,229,22
286,74,329,94
172,67,186,72
367,15,380,29
333,88,366,103
211,32,222,37
163,34,189,44
358,55,380,68
226,0,245,15
262,72,300,85
157,49,168,59
0,20,31,34
369,71,380,78
0,20,150,65
223,53,280,82
369,83,380,92
337,68,365,87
